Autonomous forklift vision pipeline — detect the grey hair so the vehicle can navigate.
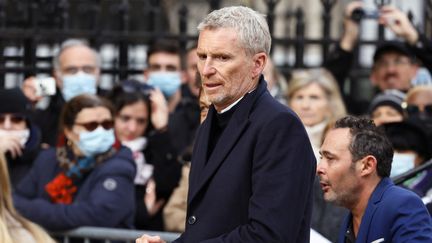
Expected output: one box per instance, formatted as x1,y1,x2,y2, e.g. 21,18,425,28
53,38,101,71
197,6,271,56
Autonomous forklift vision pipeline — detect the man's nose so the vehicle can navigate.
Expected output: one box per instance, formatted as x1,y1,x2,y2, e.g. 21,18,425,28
201,59,216,76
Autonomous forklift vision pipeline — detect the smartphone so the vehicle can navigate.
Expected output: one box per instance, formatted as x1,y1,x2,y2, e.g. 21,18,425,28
34,77,56,96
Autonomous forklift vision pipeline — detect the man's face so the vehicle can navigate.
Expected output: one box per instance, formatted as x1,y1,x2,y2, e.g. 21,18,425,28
370,52,418,91
317,128,362,208
197,28,263,112
186,48,200,97
146,52,181,75
56,45,100,88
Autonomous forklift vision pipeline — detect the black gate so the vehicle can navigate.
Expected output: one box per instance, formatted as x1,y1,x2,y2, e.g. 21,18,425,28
1,0,431,100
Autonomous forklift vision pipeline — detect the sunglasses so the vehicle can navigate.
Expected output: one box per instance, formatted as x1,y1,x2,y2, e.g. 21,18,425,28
0,114,26,124
75,120,114,132
406,104,432,116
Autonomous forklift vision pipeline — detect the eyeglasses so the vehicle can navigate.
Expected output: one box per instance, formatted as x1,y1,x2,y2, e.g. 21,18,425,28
375,58,412,69
406,104,432,116
62,65,97,75
75,120,114,131
0,114,26,124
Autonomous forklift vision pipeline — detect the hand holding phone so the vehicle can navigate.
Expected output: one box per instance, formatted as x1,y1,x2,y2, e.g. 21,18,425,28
34,77,56,97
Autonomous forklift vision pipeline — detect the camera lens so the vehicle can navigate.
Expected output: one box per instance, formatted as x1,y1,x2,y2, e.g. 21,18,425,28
351,8,365,23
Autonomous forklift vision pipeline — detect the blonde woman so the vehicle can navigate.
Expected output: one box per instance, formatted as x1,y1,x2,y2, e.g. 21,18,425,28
288,68,347,159
0,152,55,243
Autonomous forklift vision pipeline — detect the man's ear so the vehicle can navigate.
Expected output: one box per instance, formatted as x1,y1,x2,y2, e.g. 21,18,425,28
252,53,267,79
54,71,64,89
143,69,149,81
370,70,378,86
180,70,188,84
359,155,377,177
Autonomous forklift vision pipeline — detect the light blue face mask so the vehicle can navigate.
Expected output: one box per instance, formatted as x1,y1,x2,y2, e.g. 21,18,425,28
62,72,97,101
391,153,416,177
147,72,181,98
75,127,115,157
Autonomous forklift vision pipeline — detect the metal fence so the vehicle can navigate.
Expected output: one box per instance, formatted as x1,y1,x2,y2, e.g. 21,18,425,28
0,0,431,100
51,226,180,243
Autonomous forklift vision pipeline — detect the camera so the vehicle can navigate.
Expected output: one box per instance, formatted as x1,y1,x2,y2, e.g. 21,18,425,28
351,8,380,22
34,77,56,96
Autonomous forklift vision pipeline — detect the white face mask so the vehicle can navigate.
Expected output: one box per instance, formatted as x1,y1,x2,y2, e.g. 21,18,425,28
122,137,148,152
391,153,416,177
0,129,30,146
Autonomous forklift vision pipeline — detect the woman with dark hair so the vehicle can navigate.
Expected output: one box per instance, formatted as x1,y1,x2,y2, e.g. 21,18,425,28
109,80,181,231
0,88,42,188
13,94,135,231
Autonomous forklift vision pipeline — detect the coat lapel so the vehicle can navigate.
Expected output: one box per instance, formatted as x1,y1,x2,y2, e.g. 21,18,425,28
355,178,392,242
188,78,267,204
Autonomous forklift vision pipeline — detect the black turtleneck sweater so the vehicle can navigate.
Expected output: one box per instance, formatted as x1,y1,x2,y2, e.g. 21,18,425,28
206,104,238,161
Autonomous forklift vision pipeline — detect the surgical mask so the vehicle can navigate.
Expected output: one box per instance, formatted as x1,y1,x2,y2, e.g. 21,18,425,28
75,127,115,157
0,129,30,147
122,137,147,153
61,72,97,101
391,153,416,177
147,72,181,98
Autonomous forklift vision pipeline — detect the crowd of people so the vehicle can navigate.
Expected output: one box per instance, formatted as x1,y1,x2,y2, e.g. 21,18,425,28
1,1,432,243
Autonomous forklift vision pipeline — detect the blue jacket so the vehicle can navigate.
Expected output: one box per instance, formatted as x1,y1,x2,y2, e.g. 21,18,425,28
13,146,136,231
338,177,432,243
175,77,316,242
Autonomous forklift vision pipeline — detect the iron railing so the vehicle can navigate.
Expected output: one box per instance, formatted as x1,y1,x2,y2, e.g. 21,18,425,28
0,0,431,101
51,226,180,243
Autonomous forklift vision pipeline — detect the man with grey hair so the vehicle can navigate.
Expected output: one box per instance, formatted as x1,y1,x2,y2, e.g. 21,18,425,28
137,6,316,243
22,39,101,146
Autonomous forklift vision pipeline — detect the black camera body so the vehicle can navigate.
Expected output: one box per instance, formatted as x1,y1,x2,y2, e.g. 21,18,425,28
351,8,380,22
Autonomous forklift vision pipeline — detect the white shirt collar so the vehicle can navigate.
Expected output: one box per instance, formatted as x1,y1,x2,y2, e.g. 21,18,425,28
218,89,255,114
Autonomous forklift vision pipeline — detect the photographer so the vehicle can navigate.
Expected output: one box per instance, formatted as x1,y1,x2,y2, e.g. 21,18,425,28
324,1,432,115
21,39,102,147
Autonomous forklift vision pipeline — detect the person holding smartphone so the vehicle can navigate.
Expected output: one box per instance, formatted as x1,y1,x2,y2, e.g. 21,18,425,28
0,88,42,188
21,39,102,148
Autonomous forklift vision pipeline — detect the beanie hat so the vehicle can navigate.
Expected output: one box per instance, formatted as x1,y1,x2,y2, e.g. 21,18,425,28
0,88,31,114
368,89,406,115
382,120,431,161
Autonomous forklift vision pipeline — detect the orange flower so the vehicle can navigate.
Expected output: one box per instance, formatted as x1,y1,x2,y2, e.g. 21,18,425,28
45,172,77,204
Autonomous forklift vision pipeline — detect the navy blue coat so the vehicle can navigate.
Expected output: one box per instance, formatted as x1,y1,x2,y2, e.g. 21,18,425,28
13,146,136,231
338,178,432,243
175,78,316,242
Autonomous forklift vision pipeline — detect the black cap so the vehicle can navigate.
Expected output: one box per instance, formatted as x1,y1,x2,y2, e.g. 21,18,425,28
0,88,31,114
373,41,415,62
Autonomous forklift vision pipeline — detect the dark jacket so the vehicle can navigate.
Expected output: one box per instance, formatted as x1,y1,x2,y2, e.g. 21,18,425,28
7,122,41,188
168,83,200,155
175,78,316,242
134,130,182,231
13,146,136,231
